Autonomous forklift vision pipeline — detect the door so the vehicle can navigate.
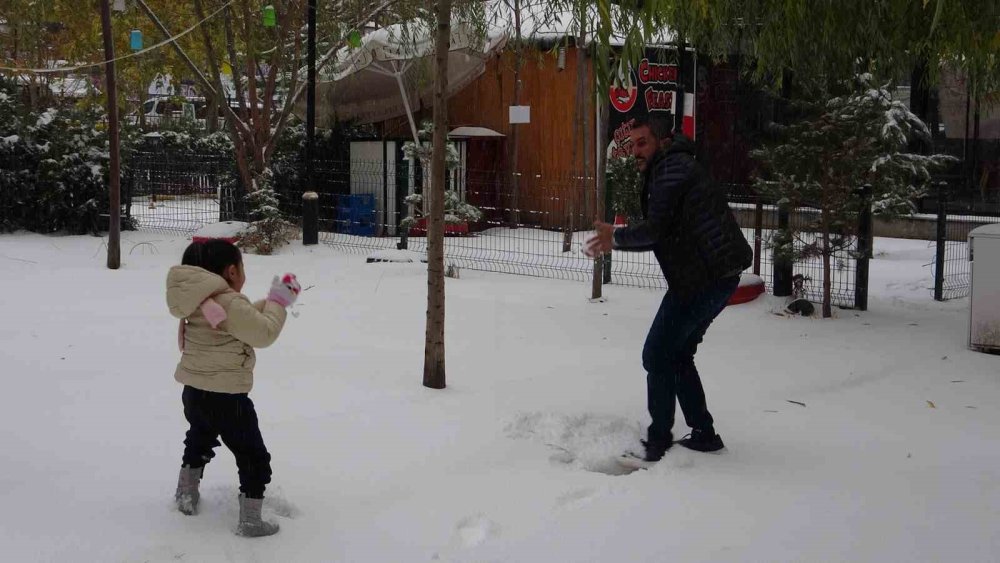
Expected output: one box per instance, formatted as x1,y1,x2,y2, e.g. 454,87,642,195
350,141,397,236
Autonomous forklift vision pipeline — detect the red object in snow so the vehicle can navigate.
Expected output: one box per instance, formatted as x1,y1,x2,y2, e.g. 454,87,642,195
408,217,470,237
728,274,765,305
192,236,240,245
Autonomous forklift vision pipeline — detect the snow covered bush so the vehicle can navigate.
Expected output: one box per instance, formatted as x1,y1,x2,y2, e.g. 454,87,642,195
0,82,124,234
400,121,481,228
606,155,642,222
147,128,235,156
752,74,957,316
401,189,483,227
238,170,297,255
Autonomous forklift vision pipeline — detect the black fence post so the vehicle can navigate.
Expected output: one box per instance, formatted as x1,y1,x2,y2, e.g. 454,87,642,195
934,183,948,301
302,191,318,245
603,167,613,284
753,193,764,276
773,200,793,297
121,150,133,224
219,167,235,222
854,185,873,311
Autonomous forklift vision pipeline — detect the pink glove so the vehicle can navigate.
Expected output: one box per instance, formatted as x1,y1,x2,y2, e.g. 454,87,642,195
267,273,301,308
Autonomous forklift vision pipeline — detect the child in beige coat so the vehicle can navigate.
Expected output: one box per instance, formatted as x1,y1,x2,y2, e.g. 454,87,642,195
166,239,300,537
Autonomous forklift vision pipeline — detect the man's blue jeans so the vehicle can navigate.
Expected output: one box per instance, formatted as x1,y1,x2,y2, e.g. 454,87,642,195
642,276,740,444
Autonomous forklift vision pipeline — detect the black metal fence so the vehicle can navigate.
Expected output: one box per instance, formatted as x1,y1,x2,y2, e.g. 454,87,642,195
299,158,870,309
119,151,873,308
724,185,868,309
924,178,1000,301
123,151,243,233
313,163,627,284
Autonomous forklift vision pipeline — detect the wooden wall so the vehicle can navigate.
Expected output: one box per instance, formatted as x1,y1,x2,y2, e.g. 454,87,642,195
379,47,599,229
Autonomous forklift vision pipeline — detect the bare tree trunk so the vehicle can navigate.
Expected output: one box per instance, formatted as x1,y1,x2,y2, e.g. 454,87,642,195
565,33,587,253
580,30,591,223
220,3,256,191
223,5,249,126
973,83,982,201
138,81,147,129
507,0,522,228
206,95,219,132
964,70,972,192
592,90,607,299
27,78,38,110
193,0,225,133
562,40,584,250
574,17,598,287
424,0,451,389
100,0,121,270
821,207,832,318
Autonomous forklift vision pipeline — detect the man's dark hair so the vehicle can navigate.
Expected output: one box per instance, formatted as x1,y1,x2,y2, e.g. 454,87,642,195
182,239,242,277
631,114,673,141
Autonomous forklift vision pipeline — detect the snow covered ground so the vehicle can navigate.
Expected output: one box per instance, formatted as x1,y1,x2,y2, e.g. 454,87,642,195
0,232,997,562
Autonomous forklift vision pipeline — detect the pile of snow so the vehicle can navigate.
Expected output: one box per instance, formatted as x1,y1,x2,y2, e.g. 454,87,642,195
191,221,247,240
366,249,423,263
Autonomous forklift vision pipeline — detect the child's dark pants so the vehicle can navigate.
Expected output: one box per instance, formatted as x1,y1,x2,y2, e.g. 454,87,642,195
181,385,272,499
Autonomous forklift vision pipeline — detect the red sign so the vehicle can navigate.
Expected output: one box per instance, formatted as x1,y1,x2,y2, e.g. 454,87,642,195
606,48,697,159
638,59,678,84
609,119,635,159
609,82,637,113
644,89,674,112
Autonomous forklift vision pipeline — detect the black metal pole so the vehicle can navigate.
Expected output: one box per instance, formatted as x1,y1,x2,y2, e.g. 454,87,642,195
602,160,613,284
305,0,317,192
753,194,763,275
854,185,873,311
100,0,120,270
383,139,389,236
302,191,318,245
773,201,793,297
934,183,948,301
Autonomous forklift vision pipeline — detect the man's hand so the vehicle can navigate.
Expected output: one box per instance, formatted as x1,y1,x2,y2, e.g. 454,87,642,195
583,220,615,258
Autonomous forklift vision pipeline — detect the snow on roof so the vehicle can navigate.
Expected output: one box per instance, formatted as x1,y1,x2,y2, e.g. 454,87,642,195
484,0,675,46
449,126,505,138
338,1,675,59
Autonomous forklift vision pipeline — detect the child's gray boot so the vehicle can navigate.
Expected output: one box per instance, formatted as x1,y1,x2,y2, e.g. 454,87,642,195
174,465,203,515
236,494,280,537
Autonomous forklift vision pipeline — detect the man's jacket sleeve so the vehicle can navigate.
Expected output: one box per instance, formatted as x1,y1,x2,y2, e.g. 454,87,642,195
612,155,692,252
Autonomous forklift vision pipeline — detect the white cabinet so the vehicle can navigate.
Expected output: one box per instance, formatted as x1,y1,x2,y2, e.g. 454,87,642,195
969,224,1000,354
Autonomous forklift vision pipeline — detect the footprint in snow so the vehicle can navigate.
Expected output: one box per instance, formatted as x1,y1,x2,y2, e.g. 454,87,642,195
505,411,643,476
555,487,600,509
453,514,501,548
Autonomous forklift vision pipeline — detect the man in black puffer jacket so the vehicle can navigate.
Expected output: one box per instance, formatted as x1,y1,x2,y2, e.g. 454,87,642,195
587,115,752,460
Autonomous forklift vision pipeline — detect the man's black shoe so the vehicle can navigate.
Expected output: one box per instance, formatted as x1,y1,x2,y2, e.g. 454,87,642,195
639,438,672,461
676,428,725,452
